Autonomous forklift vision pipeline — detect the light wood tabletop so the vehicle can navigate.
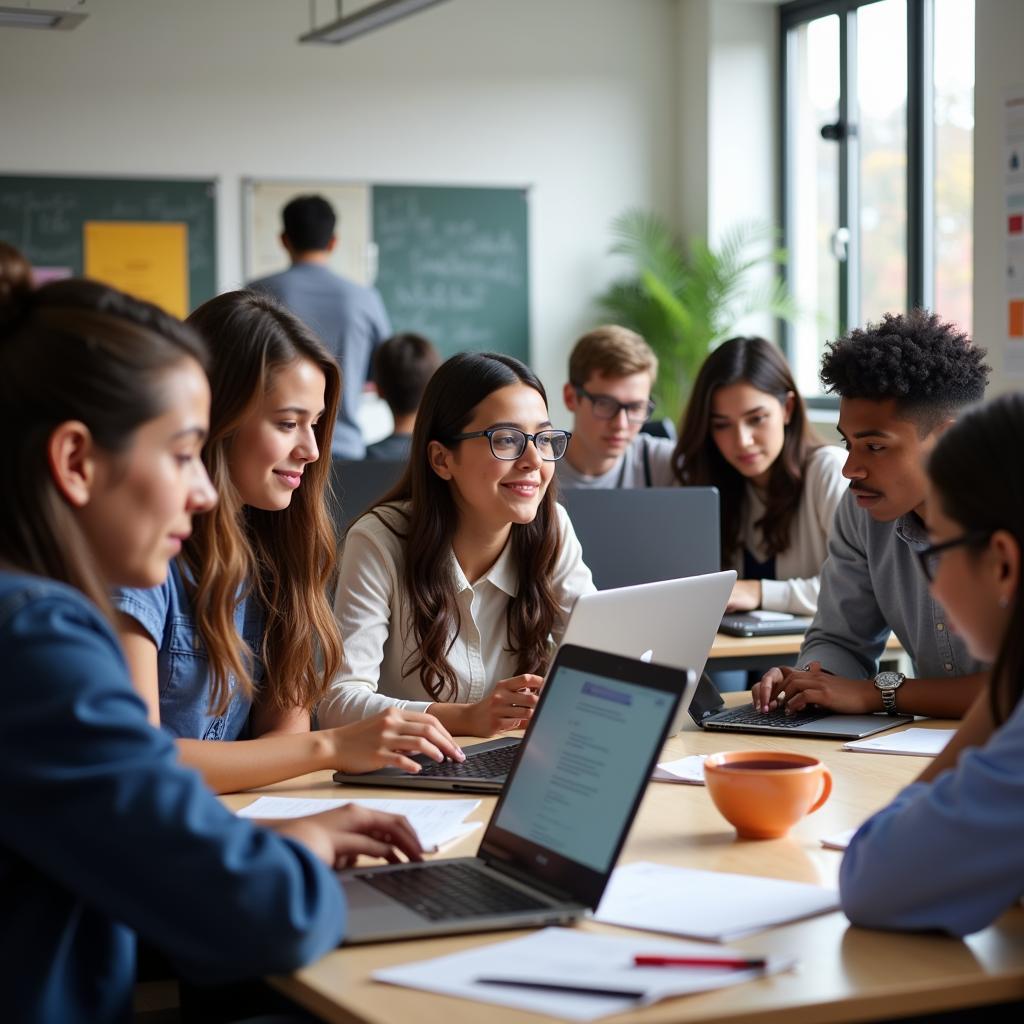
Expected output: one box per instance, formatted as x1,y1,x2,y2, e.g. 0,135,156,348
221,709,1024,1024
707,632,906,672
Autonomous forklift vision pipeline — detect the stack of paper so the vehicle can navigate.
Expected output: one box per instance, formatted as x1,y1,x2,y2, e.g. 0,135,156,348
595,861,839,941
651,754,707,785
842,728,955,756
820,827,857,851
236,796,482,852
374,927,795,1021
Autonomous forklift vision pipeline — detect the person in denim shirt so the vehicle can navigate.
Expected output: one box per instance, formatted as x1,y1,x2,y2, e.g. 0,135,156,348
114,291,463,793
841,394,1024,936
0,275,420,1023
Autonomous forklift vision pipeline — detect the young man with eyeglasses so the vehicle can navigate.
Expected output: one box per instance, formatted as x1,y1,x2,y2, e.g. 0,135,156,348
750,311,991,720
557,326,677,488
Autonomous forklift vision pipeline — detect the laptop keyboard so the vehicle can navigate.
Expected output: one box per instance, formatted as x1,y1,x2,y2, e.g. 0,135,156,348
710,705,831,729
358,861,552,920
416,743,517,779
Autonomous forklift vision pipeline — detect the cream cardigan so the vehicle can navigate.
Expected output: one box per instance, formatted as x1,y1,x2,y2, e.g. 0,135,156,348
729,445,847,616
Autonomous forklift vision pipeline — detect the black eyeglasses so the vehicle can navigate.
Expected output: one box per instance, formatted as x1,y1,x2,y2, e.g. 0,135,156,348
448,427,572,462
915,531,991,583
574,386,655,424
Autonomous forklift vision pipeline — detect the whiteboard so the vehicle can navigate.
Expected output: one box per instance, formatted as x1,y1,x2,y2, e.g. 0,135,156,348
242,179,373,286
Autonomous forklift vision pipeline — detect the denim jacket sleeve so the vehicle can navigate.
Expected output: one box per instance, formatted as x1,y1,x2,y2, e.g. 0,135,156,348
840,694,1024,936
0,583,344,981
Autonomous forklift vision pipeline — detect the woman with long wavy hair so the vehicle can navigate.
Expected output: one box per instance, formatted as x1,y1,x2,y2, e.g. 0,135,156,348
320,352,595,737
115,290,461,793
673,336,845,618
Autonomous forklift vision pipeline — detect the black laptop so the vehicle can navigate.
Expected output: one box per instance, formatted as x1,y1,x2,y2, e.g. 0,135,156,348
337,644,685,944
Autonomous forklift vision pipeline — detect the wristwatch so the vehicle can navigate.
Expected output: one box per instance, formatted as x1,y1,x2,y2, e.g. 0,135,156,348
873,671,906,714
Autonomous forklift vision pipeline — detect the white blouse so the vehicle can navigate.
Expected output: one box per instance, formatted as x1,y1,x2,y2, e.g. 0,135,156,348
730,445,847,616
320,500,595,725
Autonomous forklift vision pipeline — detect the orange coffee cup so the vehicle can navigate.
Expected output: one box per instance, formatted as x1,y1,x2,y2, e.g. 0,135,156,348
703,750,833,840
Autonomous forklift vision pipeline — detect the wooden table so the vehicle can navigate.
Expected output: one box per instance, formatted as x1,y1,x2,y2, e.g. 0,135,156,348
707,632,906,673
222,712,1024,1024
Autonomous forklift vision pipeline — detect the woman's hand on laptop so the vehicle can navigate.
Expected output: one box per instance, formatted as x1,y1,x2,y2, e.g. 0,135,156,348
328,710,465,775
752,662,876,715
266,805,424,869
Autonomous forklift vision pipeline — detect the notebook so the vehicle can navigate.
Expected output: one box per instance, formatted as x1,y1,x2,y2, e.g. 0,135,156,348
684,672,912,739
337,644,685,944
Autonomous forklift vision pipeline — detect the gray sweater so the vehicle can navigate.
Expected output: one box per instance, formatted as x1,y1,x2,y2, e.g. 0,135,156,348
799,491,986,681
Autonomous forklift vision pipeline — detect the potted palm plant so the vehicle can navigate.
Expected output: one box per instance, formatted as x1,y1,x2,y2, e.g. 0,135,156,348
597,210,799,424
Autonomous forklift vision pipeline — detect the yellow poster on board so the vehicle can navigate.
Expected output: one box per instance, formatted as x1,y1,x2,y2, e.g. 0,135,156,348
83,220,189,318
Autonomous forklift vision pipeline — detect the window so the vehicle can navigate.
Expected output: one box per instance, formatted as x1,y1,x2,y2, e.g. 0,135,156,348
781,0,974,397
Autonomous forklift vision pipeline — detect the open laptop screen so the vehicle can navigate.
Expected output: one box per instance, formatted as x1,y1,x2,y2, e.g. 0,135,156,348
483,646,682,905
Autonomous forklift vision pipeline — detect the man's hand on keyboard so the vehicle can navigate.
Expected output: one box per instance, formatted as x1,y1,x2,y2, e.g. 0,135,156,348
752,662,877,715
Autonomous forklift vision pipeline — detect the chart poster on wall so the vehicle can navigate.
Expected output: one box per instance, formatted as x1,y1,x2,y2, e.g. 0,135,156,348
1004,87,1024,376
372,185,530,363
0,176,217,313
243,180,372,286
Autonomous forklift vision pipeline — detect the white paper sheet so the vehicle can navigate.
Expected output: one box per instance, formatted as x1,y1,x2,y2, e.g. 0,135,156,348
595,861,839,942
236,796,482,852
651,754,707,785
820,827,857,851
374,927,794,1022
842,727,956,756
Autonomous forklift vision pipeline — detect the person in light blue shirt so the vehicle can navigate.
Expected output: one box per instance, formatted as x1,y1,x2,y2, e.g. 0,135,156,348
0,273,421,1023
249,194,392,459
840,393,1024,936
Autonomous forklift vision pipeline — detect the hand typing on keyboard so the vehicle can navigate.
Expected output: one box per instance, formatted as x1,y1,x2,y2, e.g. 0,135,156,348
752,662,881,715
328,708,465,775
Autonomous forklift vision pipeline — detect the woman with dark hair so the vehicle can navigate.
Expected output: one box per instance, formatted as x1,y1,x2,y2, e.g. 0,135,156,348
114,289,461,794
321,351,594,736
673,336,845,617
0,274,419,1021
840,392,1024,935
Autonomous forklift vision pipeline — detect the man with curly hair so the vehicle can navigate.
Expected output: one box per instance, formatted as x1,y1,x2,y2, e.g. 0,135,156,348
751,310,991,720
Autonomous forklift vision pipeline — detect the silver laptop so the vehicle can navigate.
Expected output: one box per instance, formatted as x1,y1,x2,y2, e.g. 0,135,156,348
684,671,912,739
558,487,720,590
719,611,814,637
333,570,733,792
338,644,685,944
561,570,736,732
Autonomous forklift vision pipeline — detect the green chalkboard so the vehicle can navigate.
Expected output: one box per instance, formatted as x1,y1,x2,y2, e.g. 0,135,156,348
372,185,529,363
0,175,217,310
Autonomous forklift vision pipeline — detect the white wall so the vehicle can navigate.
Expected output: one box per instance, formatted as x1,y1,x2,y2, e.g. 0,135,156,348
0,0,679,402
974,0,1024,396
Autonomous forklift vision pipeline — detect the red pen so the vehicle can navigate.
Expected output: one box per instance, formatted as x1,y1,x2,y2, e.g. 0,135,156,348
633,954,767,969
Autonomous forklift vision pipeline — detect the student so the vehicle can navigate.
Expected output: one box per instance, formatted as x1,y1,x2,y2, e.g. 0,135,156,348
840,392,1024,936
114,291,462,795
366,331,441,461
752,310,990,719
320,352,595,734
249,194,392,459
557,325,676,487
0,277,420,1022
673,335,845,616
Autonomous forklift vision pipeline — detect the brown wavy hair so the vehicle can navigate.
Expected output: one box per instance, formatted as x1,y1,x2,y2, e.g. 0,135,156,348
672,336,822,564
183,290,342,715
369,352,563,702
0,274,206,618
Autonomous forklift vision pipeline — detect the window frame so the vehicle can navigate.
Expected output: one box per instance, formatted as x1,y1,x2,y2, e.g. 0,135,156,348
779,0,941,406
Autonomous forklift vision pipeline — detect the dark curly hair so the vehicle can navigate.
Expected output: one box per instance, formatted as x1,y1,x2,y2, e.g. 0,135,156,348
820,310,990,433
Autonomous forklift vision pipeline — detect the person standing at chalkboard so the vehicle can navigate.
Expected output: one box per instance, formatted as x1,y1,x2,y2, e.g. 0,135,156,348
557,326,676,488
248,194,391,460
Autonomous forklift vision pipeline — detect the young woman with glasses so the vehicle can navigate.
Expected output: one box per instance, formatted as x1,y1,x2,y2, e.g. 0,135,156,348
320,352,595,736
840,393,1024,937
